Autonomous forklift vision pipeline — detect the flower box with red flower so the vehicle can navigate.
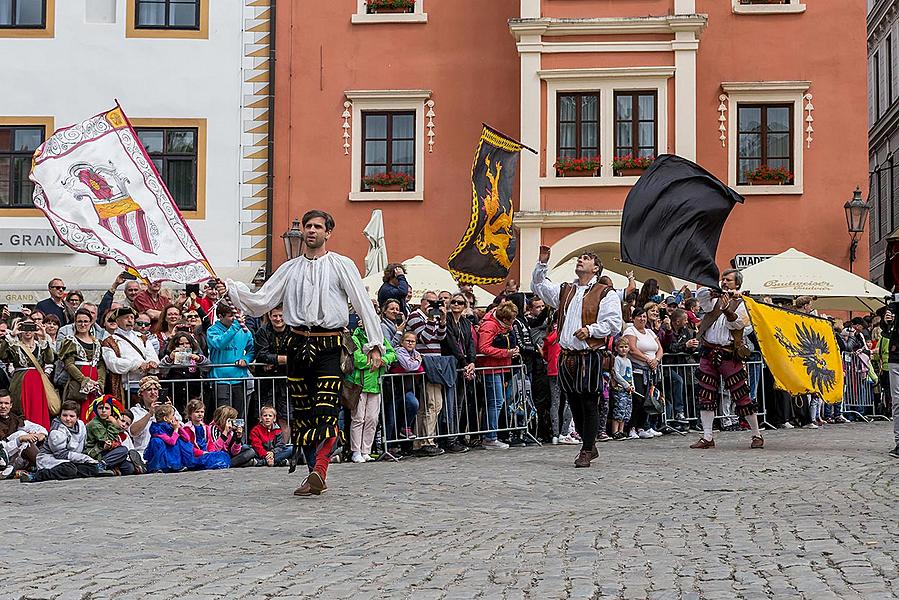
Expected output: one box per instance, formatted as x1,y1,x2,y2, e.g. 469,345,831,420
363,172,414,192
744,165,793,186
367,0,415,14
612,155,655,177
554,156,601,177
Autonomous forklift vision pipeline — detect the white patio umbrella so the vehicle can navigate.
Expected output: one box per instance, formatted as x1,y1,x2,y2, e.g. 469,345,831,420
361,255,495,306
362,209,388,277
739,247,890,312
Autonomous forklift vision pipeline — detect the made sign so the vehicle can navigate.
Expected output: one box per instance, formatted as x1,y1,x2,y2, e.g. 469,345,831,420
0,228,72,254
732,254,774,270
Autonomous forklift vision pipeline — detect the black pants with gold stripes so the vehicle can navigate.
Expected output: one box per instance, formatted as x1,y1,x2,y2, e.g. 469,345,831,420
283,330,344,447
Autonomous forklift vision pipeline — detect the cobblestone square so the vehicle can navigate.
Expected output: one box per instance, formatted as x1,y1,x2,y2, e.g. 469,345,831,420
2,423,897,599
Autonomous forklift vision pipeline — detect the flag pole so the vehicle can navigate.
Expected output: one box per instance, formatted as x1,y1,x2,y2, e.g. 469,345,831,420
481,123,538,155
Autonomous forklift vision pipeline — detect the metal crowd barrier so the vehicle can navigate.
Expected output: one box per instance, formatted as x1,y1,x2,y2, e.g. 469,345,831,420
378,363,534,460
841,354,891,422
657,353,771,432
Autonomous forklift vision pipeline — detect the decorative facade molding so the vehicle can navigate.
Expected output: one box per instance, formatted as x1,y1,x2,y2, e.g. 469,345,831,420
239,0,274,266
804,92,814,148
732,0,806,15
342,101,352,156
426,99,435,153
515,210,623,229
509,15,708,38
352,0,427,24
718,94,728,147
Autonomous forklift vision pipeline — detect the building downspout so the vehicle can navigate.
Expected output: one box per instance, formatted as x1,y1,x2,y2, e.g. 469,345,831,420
264,0,277,276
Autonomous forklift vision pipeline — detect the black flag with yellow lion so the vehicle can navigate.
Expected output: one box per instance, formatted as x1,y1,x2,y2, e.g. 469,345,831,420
448,126,523,285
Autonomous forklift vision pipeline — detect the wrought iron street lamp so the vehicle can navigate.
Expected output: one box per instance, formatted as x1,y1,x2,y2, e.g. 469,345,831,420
281,218,304,260
843,186,870,274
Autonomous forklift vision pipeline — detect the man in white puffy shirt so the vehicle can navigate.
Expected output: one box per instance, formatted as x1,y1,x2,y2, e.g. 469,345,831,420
689,268,763,450
532,245,622,469
218,210,384,498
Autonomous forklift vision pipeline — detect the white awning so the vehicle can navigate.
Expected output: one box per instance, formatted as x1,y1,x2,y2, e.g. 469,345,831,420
361,255,495,306
740,248,890,312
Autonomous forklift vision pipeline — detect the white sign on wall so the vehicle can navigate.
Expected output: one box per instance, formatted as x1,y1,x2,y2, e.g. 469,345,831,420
732,254,773,270
0,228,72,254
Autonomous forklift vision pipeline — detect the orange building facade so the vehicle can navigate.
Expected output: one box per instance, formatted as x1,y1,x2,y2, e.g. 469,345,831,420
273,0,869,292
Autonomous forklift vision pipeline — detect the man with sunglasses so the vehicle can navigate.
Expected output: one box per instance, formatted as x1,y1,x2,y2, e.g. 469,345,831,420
35,278,71,327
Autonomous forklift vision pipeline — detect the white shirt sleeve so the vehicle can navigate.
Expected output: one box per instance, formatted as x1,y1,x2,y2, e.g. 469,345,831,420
532,262,561,309
337,256,384,353
730,298,750,332
102,345,143,375
226,259,293,317
588,290,623,339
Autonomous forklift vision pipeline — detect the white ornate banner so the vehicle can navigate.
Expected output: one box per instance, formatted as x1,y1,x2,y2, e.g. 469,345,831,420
29,105,214,283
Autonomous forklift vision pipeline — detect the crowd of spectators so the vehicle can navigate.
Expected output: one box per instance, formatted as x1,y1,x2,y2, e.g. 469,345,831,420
0,263,888,483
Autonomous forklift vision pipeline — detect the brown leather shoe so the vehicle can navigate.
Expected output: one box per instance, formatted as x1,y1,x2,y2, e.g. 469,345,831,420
574,450,592,468
689,437,715,449
750,435,765,449
590,444,599,460
308,471,327,495
293,480,313,497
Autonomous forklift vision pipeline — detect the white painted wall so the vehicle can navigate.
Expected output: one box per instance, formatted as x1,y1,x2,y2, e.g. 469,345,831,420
0,0,243,269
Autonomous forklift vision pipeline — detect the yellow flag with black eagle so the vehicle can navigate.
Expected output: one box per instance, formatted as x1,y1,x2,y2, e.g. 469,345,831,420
743,296,843,404
448,125,523,285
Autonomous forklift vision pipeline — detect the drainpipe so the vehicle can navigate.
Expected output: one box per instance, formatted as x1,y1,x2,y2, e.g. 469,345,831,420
264,0,277,277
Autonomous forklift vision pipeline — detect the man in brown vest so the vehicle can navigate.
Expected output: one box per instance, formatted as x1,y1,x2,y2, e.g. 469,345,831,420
532,246,622,468
690,268,763,450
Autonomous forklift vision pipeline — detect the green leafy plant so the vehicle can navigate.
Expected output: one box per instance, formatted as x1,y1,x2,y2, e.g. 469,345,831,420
553,156,601,172
363,172,414,190
367,0,415,12
745,165,793,184
612,154,655,170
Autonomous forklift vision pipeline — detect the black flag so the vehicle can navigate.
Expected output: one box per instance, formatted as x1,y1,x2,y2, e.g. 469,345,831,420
620,154,743,290
448,126,523,285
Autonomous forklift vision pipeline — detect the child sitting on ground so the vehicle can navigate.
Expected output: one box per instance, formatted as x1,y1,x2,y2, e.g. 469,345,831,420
208,405,257,468
177,399,231,470
249,406,292,466
143,404,185,473
21,400,109,483
611,338,635,441
84,395,141,475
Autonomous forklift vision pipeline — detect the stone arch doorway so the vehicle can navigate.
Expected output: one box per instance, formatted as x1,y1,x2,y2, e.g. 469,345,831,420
547,226,678,292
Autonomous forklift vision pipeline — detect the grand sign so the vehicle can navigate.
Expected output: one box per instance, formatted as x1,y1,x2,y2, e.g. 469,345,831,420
0,228,72,253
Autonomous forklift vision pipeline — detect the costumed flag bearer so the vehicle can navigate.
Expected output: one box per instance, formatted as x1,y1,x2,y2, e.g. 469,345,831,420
217,210,384,497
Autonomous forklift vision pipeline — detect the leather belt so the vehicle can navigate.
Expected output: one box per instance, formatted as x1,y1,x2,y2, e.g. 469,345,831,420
290,326,342,337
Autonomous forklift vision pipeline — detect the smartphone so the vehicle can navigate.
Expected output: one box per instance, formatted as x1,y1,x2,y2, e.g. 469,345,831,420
185,283,200,296
232,419,245,428
121,271,137,281
19,321,38,332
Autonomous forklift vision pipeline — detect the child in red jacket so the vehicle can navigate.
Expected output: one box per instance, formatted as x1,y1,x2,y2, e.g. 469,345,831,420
249,406,292,467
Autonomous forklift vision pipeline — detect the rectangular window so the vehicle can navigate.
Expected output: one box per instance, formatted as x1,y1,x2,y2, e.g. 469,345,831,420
135,127,198,211
0,125,44,208
0,0,45,28
889,35,894,107
556,92,600,163
361,111,415,191
875,51,882,118
614,91,657,160
739,0,789,3
736,104,793,185
134,0,199,29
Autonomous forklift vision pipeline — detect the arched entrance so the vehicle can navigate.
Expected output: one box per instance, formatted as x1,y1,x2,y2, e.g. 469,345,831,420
548,226,678,292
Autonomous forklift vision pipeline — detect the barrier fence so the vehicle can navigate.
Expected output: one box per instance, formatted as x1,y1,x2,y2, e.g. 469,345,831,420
657,353,771,434
120,352,889,457
841,353,891,422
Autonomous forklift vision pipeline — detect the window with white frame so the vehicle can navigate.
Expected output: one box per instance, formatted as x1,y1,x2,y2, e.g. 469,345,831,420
722,81,809,195
732,0,806,14
352,0,426,24
346,90,429,201
541,68,672,186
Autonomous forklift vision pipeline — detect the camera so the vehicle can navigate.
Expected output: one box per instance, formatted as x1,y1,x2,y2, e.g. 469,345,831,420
173,351,192,365
19,321,38,332
232,419,245,428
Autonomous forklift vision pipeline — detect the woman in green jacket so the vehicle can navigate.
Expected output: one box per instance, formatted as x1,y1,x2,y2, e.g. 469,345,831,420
346,326,396,463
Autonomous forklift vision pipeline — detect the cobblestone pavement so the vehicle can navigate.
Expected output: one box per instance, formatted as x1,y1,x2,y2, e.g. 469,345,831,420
1,422,898,600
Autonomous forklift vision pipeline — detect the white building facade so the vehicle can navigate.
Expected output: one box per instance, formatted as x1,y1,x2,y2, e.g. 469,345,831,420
0,0,272,301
